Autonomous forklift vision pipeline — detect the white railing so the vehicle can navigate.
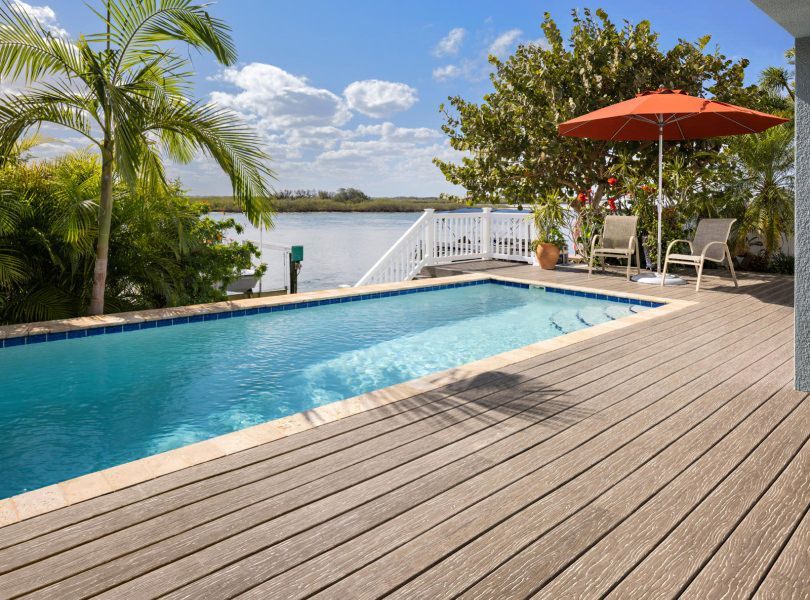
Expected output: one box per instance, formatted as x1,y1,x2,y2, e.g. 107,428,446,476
356,208,536,286
355,210,432,286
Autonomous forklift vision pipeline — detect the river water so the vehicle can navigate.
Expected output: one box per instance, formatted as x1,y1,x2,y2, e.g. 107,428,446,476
213,212,421,292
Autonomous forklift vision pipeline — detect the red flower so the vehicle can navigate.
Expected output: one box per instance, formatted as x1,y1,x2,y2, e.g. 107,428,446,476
577,191,588,203
607,176,618,187
607,197,617,212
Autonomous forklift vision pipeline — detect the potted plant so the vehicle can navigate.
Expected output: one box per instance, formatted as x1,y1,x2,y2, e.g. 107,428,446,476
529,191,568,270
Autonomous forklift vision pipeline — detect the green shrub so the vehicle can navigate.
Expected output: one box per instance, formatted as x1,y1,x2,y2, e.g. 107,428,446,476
767,252,794,275
0,153,261,324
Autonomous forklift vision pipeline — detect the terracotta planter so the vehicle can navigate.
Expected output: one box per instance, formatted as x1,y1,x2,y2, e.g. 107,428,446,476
535,243,560,270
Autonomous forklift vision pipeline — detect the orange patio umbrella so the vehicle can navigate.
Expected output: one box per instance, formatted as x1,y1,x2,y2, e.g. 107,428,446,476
558,88,789,284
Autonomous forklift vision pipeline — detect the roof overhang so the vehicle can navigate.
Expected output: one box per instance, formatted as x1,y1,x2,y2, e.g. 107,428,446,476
751,0,810,38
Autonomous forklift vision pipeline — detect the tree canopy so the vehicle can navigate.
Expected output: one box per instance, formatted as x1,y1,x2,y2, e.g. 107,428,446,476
434,8,770,207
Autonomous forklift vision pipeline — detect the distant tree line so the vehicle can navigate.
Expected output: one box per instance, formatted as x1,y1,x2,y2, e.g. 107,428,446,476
274,188,370,202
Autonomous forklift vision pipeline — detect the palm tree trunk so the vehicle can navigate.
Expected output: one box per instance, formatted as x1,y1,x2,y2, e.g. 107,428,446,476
89,149,114,315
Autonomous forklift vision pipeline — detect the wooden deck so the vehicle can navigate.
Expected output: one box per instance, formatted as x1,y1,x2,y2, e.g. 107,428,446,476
0,264,806,599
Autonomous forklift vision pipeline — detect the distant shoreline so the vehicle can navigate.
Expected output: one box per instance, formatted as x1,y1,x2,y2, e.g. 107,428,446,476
193,196,465,213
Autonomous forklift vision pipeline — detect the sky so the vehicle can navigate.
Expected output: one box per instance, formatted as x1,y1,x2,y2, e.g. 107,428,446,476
11,0,794,197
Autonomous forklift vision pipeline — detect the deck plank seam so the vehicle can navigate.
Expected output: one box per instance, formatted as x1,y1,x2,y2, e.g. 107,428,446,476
446,362,799,600
514,376,801,600
750,501,810,599
675,428,810,599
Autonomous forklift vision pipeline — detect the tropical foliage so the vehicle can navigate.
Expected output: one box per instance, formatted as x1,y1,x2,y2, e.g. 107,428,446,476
436,8,795,272
0,0,274,315
529,191,568,251
435,8,764,206
0,151,260,325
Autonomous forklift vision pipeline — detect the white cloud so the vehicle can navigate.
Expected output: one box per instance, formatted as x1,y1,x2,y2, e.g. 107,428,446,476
343,80,418,118
432,64,460,82
488,29,522,58
166,115,460,197
353,122,441,143
433,27,466,57
12,1,67,37
526,35,550,50
202,66,456,195
433,27,541,83
306,132,460,195
210,63,351,129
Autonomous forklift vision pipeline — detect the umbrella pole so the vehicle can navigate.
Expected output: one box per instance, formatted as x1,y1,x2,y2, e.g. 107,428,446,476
632,120,685,285
657,124,663,275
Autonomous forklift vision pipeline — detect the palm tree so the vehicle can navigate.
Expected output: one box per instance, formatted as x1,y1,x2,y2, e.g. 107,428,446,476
726,125,794,256
759,49,795,102
0,0,273,315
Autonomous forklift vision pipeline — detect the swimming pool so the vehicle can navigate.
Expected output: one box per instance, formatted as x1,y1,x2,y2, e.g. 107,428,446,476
0,280,657,498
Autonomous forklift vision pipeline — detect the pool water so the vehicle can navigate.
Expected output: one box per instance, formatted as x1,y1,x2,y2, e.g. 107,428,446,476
0,282,651,498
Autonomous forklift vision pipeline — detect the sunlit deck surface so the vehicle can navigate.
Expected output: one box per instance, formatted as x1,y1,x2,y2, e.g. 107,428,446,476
0,263,806,599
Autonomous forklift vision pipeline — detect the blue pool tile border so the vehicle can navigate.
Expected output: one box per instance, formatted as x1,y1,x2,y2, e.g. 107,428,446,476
536,284,663,309
0,278,663,348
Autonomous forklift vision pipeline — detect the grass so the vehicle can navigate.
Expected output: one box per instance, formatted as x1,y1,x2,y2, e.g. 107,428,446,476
193,196,467,213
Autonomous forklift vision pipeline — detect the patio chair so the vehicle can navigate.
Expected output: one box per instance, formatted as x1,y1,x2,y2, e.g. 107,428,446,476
588,215,640,281
661,218,738,292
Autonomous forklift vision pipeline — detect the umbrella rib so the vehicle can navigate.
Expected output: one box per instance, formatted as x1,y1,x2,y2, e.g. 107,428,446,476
559,120,593,135
610,117,634,141
630,115,659,126
675,119,686,141
713,111,758,133
665,113,699,124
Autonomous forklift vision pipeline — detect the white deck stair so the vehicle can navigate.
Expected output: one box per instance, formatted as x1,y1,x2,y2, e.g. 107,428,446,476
356,208,536,287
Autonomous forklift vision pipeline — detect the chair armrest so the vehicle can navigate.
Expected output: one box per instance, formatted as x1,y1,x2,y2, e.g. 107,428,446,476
590,234,601,254
665,239,693,259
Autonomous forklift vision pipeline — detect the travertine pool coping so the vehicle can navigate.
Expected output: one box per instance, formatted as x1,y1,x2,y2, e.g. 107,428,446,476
0,273,693,527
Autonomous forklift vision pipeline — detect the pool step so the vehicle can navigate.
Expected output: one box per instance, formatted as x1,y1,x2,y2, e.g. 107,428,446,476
577,306,615,327
551,310,586,334
605,304,637,320
552,303,641,336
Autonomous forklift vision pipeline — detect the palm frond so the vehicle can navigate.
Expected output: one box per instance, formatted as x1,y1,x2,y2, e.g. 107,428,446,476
143,99,275,226
0,0,81,82
0,189,30,234
0,93,99,158
3,284,76,322
0,244,28,285
87,0,237,76
47,154,100,245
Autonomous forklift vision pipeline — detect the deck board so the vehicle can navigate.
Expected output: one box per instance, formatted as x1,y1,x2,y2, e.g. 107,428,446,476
754,505,810,599
0,265,805,599
681,429,809,599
